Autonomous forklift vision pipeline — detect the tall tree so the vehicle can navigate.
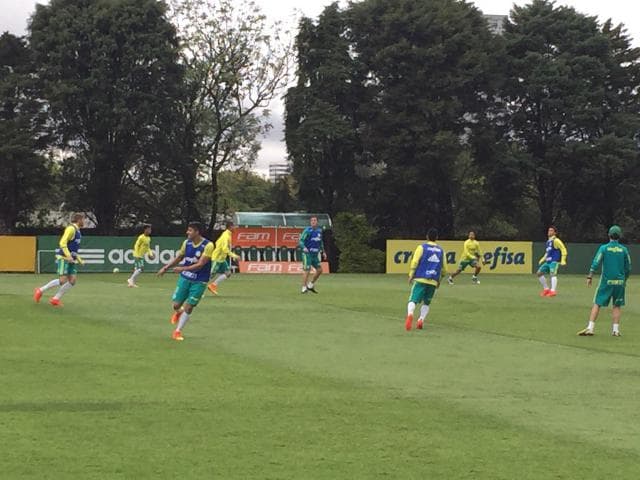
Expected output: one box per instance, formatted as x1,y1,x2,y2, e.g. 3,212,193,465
29,0,183,233
285,4,362,216
168,0,291,233
0,32,50,232
501,0,640,235
349,0,497,238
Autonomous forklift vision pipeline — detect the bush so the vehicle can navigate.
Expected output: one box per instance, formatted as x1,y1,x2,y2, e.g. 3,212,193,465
333,212,385,273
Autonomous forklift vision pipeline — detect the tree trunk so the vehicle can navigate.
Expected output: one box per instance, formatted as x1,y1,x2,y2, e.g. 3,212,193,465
207,166,219,237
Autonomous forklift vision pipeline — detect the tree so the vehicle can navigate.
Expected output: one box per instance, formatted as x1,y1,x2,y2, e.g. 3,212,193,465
332,212,384,273
501,0,640,236
285,4,363,216
0,32,50,232
29,0,184,233
168,0,291,233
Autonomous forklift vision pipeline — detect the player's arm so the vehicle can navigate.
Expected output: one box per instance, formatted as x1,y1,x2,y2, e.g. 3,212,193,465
586,246,604,286
554,238,568,265
320,233,327,260
59,226,77,262
299,229,309,252
624,249,631,280
408,245,423,283
222,233,239,259
158,241,185,276
143,237,154,258
175,243,214,273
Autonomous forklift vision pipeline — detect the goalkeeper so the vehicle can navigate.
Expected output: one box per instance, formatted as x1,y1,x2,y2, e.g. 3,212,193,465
448,231,485,285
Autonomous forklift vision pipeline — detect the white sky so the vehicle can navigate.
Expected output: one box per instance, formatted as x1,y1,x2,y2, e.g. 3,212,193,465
2,0,639,175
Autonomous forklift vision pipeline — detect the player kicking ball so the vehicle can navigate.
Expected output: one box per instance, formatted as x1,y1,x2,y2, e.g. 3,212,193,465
34,213,85,307
127,224,154,287
406,228,447,331
536,226,567,297
448,231,485,285
157,222,214,341
578,225,631,337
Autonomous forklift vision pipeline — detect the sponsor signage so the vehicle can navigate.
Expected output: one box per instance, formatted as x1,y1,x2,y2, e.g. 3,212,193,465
386,240,532,274
233,227,302,248
239,261,330,274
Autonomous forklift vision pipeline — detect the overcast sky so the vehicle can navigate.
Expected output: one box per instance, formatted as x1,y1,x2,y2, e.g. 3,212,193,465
2,0,639,175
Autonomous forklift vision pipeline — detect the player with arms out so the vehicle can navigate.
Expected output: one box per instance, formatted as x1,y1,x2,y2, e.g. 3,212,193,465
406,228,447,331
578,225,631,337
536,226,567,297
447,230,485,285
299,216,327,294
207,220,240,295
34,212,85,307
157,222,214,341
127,224,154,288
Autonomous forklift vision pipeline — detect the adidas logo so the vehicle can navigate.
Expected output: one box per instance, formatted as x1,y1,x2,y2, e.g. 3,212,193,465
428,254,441,263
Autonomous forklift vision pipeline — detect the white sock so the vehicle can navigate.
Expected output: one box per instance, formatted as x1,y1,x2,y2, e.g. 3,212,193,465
588,321,595,331
407,302,416,316
551,276,558,291
40,279,60,292
613,323,620,333
53,282,73,300
538,276,548,289
177,311,191,331
214,274,227,285
419,305,430,320
129,269,142,283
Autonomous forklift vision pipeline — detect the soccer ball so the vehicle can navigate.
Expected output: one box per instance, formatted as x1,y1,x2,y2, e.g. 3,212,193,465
113,267,120,274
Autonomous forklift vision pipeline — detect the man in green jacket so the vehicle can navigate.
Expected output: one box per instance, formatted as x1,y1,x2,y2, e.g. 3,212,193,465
578,225,631,337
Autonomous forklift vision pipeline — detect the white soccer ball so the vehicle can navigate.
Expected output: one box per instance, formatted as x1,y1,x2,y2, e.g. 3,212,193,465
113,267,120,274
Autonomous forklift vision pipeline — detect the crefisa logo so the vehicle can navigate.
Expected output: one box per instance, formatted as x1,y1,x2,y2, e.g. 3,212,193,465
394,246,526,270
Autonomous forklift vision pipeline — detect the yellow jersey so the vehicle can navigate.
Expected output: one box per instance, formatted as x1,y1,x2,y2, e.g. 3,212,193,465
133,234,153,259
211,230,239,262
461,239,483,262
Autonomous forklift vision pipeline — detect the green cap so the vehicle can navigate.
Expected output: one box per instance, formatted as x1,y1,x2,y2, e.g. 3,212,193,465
608,225,622,237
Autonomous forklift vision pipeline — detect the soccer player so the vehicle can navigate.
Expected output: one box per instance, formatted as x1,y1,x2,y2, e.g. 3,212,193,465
207,220,239,295
299,216,326,294
578,225,631,337
33,212,85,307
406,228,447,331
157,222,214,341
127,224,154,288
447,230,485,285
536,226,567,297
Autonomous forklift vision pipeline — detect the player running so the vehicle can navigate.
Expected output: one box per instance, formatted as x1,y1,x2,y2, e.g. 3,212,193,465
299,216,326,294
127,224,154,287
578,225,631,337
406,228,447,331
447,231,485,285
34,212,85,307
157,222,214,341
536,226,567,297
207,220,240,295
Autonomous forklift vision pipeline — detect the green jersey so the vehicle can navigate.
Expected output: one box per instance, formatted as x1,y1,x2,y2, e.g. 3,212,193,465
589,241,631,285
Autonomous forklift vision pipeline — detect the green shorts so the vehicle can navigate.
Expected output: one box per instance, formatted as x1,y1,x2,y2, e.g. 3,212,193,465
172,276,207,307
56,258,78,277
538,262,559,275
409,282,437,305
211,260,230,275
458,258,478,271
133,257,145,270
302,252,321,271
594,282,626,307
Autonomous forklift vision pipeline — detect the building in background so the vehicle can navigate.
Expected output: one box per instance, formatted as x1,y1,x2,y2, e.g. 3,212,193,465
268,162,291,182
484,14,508,35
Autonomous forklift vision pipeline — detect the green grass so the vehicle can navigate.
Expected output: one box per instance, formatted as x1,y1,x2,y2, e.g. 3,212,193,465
2,272,640,479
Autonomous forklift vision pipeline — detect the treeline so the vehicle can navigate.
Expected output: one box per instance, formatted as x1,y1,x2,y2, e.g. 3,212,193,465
1,0,639,242
1,0,290,234
286,0,640,242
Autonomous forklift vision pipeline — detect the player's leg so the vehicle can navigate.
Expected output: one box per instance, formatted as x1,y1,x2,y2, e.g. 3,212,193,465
50,261,77,306
406,282,424,330
171,277,190,327
449,261,467,283
35,259,66,302
208,261,230,295
416,285,435,330
611,285,624,336
536,265,550,296
301,254,311,293
578,286,609,335
472,261,481,284
173,281,206,341
128,258,143,287
547,264,559,296
307,262,322,293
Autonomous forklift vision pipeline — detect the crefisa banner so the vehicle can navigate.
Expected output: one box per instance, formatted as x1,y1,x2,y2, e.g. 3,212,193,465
386,240,533,274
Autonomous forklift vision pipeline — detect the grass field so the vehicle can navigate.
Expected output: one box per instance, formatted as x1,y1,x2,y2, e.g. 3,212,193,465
2,272,640,479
